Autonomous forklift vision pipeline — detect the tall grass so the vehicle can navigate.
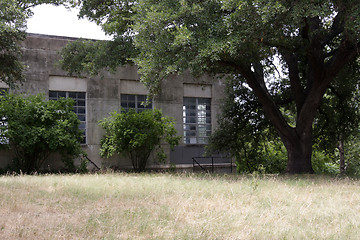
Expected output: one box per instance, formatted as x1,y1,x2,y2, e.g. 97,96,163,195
0,173,359,239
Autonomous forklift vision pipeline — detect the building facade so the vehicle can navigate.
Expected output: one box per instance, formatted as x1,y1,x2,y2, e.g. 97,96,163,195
0,34,227,171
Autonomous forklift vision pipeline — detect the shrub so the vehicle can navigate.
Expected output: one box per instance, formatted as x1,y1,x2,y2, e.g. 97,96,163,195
0,93,83,173
99,109,180,172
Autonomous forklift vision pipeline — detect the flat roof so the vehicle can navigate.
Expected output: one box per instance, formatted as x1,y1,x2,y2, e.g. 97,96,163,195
26,32,96,41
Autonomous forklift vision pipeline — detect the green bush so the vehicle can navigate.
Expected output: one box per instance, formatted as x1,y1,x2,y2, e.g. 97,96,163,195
232,140,287,174
0,93,83,173
99,109,180,172
311,149,340,175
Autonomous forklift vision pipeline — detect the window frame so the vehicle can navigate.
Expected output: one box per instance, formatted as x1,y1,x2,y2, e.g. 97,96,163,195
49,90,87,144
183,97,212,144
120,94,153,112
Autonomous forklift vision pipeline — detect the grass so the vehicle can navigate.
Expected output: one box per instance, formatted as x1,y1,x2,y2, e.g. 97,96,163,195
0,172,360,239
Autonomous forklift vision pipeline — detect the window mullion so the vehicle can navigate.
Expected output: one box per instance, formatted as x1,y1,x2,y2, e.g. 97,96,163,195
195,98,199,143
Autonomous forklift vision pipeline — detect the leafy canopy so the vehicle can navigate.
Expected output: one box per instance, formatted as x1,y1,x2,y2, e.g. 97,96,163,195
130,0,360,92
61,0,360,107
61,0,360,173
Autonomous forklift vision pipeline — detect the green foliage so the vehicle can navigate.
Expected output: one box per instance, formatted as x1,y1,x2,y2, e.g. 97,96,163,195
127,0,360,92
77,157,89,174
234,140,287,174
59,0,139,76
130,0,360,173
0,0,75,87
309,62,360,174
99,109,180,172
208,71,359,174
0,93,83,173
314,62,360,154
0,0,28,87
207,78,287,173
311,149,340,175
344,135,360,176
59,38,137,76
60,0,360,173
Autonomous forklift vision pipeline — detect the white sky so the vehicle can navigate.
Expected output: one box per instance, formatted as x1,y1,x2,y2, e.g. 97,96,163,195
27,4,111,40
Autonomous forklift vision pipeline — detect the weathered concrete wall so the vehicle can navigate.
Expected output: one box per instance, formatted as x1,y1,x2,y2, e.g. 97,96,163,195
0,33,226,171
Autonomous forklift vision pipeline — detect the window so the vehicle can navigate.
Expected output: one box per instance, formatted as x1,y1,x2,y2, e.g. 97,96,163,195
121,94,152,112
49,91,86,144
0,88,8,144
183,97,211,144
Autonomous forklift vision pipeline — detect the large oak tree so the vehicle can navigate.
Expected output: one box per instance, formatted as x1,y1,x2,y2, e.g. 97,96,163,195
61,0,360,173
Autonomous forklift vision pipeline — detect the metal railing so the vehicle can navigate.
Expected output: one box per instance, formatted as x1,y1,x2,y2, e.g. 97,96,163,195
192,157,233,173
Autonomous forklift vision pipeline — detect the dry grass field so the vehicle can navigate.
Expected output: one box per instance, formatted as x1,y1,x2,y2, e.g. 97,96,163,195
0,172,359,239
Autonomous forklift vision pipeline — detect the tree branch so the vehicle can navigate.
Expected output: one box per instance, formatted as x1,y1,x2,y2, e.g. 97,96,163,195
218,59,294,142
320,11,345,47
282,52,305,113
325,37,359,78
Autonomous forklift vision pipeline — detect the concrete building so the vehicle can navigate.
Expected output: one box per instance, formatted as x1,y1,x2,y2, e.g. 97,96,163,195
0,33,229,172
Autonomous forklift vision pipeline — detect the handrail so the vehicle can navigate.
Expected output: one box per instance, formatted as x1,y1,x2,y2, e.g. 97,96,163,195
192,156,233,173
192,157,208,172
84,155,100,171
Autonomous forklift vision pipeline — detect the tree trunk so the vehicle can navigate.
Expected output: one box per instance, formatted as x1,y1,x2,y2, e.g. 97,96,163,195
338,140,345,174
283,131,314,174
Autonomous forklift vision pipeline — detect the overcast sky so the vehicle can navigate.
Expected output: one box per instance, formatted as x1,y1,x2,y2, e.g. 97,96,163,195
27,4,111,40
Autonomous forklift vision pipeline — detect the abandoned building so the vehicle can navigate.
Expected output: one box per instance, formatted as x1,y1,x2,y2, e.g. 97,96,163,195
0,33,232,172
